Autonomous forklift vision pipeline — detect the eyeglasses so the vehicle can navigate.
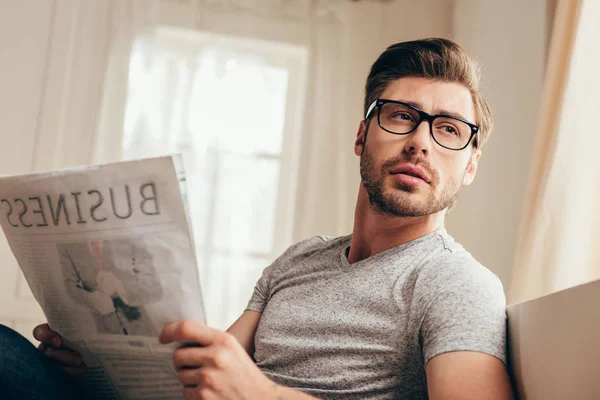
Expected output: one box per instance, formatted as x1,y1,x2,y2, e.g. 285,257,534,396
364,99,479,151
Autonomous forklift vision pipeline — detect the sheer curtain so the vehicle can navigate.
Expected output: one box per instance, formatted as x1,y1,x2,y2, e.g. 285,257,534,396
120,29,307,329
510,0,600,304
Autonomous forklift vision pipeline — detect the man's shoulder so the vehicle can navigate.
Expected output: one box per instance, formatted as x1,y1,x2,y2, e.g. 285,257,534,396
415,233,505,302
282,234,346,257
430,253,503,291
426,230,498,273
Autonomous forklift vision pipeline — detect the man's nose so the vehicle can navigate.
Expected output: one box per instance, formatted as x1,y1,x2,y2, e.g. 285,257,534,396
403,120,432,156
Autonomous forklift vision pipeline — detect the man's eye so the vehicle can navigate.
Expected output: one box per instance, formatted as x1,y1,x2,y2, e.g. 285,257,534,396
391,112,413,121
440,125,458,135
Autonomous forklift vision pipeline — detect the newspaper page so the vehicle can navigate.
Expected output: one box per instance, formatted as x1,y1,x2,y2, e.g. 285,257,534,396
0,155,205,399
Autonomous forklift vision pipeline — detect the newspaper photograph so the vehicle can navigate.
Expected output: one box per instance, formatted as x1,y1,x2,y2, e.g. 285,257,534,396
0,155,205,399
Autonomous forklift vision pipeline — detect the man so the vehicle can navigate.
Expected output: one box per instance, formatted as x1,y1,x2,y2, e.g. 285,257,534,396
4,38,514,399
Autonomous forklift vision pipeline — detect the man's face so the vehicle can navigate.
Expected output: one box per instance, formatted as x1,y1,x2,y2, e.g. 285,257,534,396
355,77,481,217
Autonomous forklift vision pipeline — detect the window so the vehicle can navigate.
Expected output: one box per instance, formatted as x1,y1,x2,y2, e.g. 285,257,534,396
122,27,308,329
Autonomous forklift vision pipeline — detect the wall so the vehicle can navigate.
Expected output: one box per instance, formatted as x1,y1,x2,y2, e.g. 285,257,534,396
448,0,548,296
0,0,54,337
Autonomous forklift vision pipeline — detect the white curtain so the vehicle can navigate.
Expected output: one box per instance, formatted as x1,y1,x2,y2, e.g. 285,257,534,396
117,31,305,329
292,12,351,240
93,0,161,164
21,0,161,171
509,0,600,304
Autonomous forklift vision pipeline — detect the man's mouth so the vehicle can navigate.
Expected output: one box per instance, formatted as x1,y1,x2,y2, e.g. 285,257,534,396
389,165,431,184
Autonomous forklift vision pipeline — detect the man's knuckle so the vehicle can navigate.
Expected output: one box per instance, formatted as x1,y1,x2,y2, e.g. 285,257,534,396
212,350,230,369
218,332,236,347
178,321,195,338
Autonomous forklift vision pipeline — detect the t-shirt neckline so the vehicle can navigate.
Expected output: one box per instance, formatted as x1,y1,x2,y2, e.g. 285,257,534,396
339,228,447,269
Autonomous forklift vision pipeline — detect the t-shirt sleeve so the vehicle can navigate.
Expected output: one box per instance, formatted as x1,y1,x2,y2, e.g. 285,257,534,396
245,263,274,313
419,262,508,366
245,236,327,313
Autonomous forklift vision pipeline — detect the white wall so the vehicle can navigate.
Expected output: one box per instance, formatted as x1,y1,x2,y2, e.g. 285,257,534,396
0,0,54,338
448,0,548,295
0,1,51,175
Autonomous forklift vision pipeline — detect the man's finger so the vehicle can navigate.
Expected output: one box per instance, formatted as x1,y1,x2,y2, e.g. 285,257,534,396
177,367,204,386
32,323,62,348
173,346,213,370
41,346,84,368
159,321,219,346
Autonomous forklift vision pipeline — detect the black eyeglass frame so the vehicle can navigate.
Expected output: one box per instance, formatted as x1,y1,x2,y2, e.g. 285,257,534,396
364,99,480,151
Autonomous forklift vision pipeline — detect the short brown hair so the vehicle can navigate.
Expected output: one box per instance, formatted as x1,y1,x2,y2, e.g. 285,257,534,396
364,38,492,148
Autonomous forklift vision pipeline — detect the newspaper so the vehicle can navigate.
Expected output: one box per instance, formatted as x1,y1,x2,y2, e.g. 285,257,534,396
0,155,205,399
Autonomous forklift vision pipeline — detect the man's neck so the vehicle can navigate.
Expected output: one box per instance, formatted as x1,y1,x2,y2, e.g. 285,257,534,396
347,186,445,264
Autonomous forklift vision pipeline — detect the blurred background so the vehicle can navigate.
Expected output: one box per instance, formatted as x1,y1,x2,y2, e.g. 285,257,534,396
0,0,576,337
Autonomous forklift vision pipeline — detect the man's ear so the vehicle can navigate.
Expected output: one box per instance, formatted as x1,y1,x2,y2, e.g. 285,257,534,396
462,150,481,185
354,120,367,156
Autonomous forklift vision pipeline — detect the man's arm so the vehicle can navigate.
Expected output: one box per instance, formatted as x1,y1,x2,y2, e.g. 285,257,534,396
226,310,262,358
426,351,514,400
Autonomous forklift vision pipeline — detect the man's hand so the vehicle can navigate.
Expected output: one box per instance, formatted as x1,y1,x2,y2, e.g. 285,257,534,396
159,321,277,400
32,323,87,375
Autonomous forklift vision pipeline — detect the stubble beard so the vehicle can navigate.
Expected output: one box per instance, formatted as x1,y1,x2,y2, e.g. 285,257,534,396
359,143,464,218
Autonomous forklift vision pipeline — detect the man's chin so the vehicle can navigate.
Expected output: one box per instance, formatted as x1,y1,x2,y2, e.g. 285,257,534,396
375,192,430,217
386,186,427,202
390,179,428,193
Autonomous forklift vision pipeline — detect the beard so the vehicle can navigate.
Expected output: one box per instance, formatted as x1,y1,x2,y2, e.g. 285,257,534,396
359,143,464,218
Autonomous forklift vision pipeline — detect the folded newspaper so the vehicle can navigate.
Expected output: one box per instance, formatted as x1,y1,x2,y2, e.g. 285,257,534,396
0,155,206,399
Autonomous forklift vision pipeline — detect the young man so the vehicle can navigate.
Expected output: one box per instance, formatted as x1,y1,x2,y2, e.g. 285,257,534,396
10,38,514,399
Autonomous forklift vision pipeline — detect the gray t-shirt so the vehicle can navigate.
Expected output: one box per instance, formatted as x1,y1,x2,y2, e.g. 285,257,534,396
246,229,507,399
